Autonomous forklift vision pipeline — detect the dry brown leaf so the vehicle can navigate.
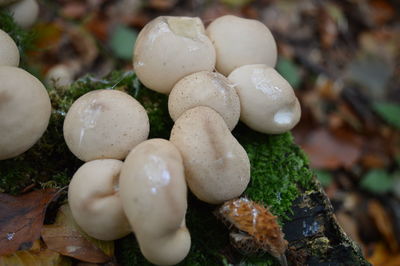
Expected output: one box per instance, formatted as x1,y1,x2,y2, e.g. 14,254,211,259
368,242,400,266
0,189,58,256
297,127,362,169
41,204,114,263
368,200,399,253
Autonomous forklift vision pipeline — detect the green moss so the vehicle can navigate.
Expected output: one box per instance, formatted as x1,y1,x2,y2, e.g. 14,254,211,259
0,70,313,265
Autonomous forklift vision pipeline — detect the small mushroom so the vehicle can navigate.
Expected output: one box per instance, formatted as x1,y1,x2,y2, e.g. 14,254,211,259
133,16,216,94
68,159,132,240
0,66,51,160
228,64,301,134
120,139,190,265
63,89,149,162
5,0,39,29
168,71,240,130
0,29,20,67
170,106,250,204
45,64,75,90
206,15,277,76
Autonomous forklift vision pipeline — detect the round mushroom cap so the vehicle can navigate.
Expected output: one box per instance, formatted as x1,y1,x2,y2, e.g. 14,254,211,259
228,64,301,134
133,16,216,94
0,29,20,67
6,0,39,29
0,66,51,160
63,89,149,162
170,106,250,204
0,0,20,6
45,64,74,89
68,159,132,241
168,71,240,130
120,138,190,265
206,15,277,76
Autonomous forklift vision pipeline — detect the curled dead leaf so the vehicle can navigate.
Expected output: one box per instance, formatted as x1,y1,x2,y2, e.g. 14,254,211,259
41,204,114,264
0,189,58,256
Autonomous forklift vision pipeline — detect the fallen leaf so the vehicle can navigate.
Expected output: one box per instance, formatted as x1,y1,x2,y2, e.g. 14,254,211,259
368,200,399,252
361,169,393,194
315,170,333,187
367,242,400,266
373,102,400,129
41,204,114,263
109,24,137,60
369,0,396,26
0,247,71,266
0,189,58,256
297,127,362,169
318,6,338,49
276,57,301,89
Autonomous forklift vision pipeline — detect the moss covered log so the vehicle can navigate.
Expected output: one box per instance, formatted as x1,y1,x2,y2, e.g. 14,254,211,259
0,13,368,265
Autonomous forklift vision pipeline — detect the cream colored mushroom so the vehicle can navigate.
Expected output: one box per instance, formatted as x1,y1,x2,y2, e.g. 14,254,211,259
0,29,19,67
120,139,190,265
206,15,277,76
170,106,250,204
168,71,240,130
68,159,132,241
63,89,149,162
228,64,301,134
0,66,51,160
133,16,216,94
6,0,39,29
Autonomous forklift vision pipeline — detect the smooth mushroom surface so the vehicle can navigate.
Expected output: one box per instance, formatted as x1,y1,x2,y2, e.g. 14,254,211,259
45,64,74,89
0,29,20,67
120,139,190,265
63,89,149,162
68,159,132,241
133,16,216,94
206,15,277,76
6,0,39,28
0,66,51,160
168,71,240,130
170,106,250,204
228,64,301,134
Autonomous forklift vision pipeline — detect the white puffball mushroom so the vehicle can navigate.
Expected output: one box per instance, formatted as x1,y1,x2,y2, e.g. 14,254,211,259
168,71,240,131
133,16,216,94
170,106,250,204
120,139,190,265
63,89,149,162
45,64,74,90
68,159,132,241
6,0,39,29
0,66,51,160
228,64,301,134
206,15,277,76
0,29,20,67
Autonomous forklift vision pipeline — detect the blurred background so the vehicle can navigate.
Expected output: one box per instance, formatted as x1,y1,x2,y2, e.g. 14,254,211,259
4,0,400,265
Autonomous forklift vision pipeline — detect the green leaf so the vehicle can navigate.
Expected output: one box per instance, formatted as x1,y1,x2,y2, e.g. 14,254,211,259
276,57,301,89
109,24,137,60
315,170,333,187
360,169,393,194
373,102,400,129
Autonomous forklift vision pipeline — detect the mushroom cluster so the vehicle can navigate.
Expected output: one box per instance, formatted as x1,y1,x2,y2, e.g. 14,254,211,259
0,0,39,28
66,14,299,265
0,30,51,160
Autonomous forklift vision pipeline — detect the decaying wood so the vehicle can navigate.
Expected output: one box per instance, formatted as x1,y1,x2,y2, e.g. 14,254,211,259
283,177,370,265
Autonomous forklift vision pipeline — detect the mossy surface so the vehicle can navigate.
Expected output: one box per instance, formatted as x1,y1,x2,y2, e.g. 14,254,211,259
0,69,313,264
